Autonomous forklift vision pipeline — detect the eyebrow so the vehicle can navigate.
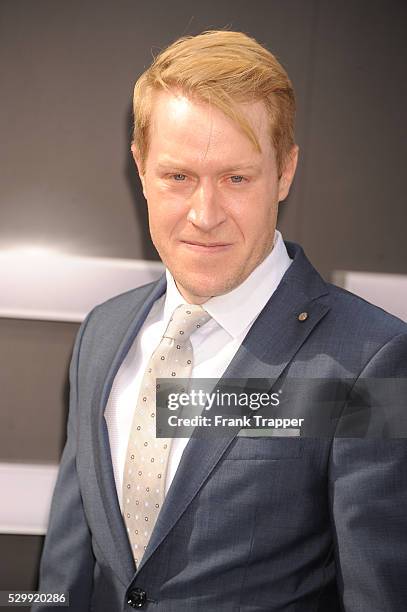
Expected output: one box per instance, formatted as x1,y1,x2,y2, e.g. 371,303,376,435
220,164,260,173
156,162,189,172
155,161,261,173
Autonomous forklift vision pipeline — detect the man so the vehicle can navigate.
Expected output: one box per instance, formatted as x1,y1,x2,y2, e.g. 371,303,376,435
35,30,407,611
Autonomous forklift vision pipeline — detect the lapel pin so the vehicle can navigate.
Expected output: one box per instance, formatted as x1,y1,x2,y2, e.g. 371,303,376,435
297,312,308,322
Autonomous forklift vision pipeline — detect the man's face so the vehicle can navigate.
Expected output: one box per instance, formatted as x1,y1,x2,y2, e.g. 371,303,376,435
132,90,298,304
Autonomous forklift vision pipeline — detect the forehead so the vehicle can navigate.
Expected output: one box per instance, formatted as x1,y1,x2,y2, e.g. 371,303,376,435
147,89,273,167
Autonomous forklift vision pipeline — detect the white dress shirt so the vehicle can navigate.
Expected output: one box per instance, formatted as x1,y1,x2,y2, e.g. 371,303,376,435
105,230,292,509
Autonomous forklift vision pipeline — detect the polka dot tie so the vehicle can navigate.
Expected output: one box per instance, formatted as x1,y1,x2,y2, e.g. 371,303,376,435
123,303,211,565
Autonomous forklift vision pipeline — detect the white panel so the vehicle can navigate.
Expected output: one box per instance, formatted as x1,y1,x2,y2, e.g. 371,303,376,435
0,247,164,322
333,270,407,322
0,463,58,535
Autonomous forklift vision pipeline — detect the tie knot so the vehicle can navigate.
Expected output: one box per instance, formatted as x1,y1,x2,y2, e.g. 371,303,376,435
163,304,211,342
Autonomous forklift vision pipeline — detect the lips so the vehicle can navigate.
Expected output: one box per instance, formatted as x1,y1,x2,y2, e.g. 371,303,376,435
180,240,232,253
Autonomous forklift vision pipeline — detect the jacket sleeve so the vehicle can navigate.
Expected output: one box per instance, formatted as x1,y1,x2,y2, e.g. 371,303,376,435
32,313,95,612
329,332,407,611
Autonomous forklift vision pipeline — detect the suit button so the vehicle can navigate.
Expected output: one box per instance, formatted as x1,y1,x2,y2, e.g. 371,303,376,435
127,588,147,608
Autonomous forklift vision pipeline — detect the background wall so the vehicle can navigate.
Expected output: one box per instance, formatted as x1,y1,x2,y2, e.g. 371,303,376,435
1,0,406,599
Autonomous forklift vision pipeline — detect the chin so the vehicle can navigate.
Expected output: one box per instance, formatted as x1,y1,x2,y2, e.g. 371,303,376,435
175,272,239,300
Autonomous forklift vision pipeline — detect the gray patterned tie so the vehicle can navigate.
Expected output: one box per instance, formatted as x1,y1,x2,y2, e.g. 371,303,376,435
123,303,211,564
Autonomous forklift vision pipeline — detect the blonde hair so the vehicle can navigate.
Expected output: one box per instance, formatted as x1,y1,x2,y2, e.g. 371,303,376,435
132,30,296,175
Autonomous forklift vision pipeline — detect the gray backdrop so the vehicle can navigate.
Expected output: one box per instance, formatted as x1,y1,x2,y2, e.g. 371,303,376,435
1,0,406,598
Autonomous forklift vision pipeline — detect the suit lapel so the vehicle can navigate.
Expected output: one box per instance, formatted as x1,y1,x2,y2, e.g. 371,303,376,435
137,242,331,571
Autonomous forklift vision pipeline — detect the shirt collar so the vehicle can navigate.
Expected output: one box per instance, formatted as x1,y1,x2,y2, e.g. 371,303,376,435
164,230,292,339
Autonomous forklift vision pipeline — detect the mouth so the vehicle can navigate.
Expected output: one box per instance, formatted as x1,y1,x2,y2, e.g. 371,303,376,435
180,240,232,253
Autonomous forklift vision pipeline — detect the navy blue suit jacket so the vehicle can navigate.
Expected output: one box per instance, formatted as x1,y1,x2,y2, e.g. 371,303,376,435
34,242,407,611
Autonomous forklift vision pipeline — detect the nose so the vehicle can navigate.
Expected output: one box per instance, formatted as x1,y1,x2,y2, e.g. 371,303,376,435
186,181,227,231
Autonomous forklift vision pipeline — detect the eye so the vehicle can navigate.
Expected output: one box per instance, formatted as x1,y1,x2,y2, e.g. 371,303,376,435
172,173,187,181
229,175,245,184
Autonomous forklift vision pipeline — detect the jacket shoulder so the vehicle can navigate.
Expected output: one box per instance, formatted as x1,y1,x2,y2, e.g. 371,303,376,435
326,281,407,340
83,277,165,334
96,279,162,312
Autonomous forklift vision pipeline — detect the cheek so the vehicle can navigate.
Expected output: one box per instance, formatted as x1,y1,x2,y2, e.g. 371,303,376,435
229,193,277,239
147,197,184,238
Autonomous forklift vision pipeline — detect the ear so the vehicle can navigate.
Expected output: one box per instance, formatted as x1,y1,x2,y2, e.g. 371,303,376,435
131,143,147,198
278,144,299,202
